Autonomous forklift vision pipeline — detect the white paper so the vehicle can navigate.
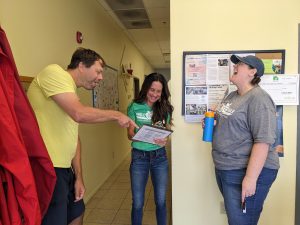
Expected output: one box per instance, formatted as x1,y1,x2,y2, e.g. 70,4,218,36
185,54,207,85
206,54,230,84
207,84,229,111
184,86,207,122
132,125,173,144
260,74,299,105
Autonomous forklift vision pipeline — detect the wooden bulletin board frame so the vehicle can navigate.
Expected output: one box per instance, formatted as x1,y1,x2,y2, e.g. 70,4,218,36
19,75,34,93
182,49,286,114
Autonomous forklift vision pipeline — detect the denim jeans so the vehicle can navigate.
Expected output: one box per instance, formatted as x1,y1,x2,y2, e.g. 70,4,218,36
215,167,278,225
130,147,169,225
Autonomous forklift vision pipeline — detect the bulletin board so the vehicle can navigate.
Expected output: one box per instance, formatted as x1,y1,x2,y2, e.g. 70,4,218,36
182,49,285,116
93,65,119,110
182,49,286,156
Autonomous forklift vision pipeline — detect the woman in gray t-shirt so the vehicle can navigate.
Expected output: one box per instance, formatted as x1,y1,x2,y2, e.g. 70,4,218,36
212,55,279,225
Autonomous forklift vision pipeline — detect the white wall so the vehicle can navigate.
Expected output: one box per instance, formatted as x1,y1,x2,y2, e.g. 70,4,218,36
171,0,300,224
0,0,153,201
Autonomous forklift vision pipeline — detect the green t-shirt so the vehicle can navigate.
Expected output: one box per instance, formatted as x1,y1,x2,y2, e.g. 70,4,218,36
127,102,169,151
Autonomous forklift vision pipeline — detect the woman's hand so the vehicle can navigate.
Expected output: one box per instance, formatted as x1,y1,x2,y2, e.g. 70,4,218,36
241,143,269,203
154,137,168,147
241,175,257,203
201,118,205,129
201,116,216,129
127,123,136,140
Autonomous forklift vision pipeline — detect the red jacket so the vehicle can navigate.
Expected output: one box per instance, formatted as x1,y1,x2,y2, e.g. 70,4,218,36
0,26,56,225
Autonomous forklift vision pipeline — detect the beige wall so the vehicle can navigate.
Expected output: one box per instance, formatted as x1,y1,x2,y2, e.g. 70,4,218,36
171,0,300,224
0,0,153,200
2,0,299,223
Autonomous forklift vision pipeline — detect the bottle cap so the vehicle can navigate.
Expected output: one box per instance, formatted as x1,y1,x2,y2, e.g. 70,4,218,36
205,111,214,118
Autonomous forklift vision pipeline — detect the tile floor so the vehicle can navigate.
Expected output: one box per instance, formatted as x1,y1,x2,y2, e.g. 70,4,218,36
84,148,172,225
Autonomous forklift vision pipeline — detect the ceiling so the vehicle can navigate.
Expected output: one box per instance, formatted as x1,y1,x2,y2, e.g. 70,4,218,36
96,0,170,69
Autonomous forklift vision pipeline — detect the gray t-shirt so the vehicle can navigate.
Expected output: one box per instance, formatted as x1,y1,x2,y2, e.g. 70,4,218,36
212,86,279,170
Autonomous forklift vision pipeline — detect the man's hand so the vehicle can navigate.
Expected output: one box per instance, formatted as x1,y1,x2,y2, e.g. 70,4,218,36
118,114,138,129
74,177,85,202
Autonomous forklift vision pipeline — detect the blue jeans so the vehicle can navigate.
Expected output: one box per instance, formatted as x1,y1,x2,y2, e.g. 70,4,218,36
130,147,169,225
215,168,278,225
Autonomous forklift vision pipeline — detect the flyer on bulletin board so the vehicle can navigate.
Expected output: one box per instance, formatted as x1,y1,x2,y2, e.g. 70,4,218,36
260,74,299,105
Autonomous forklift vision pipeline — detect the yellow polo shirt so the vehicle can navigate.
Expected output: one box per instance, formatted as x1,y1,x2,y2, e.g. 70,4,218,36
27,64,78,168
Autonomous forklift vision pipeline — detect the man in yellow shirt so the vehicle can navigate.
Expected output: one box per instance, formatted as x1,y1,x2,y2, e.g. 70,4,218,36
27,48,137,225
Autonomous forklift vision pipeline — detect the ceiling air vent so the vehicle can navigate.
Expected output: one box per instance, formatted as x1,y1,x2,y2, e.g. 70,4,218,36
104,0,151,29
163,53,171,63
104,0,143,10
122,20,151,29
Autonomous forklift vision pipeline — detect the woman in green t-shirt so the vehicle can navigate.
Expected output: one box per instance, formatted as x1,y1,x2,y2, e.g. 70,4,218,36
127,73,173,225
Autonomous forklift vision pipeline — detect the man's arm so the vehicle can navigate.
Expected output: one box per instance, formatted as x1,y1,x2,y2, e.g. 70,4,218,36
51,92,137,128
72,137,85,202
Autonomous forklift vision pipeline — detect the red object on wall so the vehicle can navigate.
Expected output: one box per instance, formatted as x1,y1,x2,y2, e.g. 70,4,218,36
76,31,83,44
0,26,56,225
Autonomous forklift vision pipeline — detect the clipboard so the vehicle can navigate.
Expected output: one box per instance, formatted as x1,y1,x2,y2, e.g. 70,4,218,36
132,124,173,144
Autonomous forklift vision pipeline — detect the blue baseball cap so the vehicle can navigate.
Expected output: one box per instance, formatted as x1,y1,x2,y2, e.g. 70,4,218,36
230,55,265,77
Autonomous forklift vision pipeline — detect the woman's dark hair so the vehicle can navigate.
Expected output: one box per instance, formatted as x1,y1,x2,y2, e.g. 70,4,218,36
67,47,105,69
248,65,261,85
134,73,174,126
251,75,261,85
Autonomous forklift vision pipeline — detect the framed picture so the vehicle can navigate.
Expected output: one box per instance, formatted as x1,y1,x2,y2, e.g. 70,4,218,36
182,49,285,115
92,65,119,110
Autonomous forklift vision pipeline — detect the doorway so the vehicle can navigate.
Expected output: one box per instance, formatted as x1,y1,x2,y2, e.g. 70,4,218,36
133,77,140,99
